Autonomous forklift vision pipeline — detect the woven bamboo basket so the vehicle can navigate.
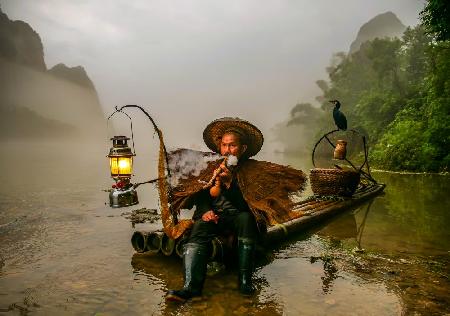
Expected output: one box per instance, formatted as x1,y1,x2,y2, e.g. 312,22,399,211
309,168,360,197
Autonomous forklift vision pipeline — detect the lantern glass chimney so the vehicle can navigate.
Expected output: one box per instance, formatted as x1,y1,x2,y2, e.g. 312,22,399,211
107,136,135,178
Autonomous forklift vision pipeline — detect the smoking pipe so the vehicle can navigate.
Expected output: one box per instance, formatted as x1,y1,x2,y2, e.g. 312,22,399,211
202,155,238,190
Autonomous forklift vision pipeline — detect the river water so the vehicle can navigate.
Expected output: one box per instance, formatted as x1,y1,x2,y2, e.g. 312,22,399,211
0,141,449,315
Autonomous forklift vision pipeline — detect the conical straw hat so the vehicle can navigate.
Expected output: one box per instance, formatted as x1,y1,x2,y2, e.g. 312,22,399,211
203,117,264,158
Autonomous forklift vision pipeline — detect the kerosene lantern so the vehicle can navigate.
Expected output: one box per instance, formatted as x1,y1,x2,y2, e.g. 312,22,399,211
106,104,172,208
107,135,139,207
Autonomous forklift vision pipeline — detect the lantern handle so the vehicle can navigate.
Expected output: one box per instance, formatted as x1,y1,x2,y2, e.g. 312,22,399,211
113,105,171,178
106,107,137,156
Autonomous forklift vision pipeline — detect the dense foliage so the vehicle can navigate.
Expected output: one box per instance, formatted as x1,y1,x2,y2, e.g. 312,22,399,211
420,0,450,41
289,16,449,172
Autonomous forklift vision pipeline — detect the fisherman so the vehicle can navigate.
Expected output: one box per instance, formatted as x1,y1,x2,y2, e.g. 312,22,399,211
165,117,306,302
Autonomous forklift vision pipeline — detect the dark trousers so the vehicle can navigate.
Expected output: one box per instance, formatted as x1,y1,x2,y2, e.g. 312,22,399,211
188,211,258,246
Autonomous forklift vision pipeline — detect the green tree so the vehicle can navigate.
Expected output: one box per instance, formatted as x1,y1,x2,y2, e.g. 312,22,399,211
371,27,449,172
420,0,450,41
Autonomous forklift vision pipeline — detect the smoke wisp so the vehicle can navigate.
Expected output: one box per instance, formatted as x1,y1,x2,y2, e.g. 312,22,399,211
168,149,221,186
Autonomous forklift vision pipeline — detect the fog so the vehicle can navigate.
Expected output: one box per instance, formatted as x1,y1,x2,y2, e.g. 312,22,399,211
1,0,424,153
0,60,105,139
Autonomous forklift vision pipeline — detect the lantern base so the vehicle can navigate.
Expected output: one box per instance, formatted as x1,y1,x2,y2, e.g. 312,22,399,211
109,186,139,208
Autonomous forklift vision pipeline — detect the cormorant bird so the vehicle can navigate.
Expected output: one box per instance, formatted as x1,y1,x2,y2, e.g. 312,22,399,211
329,100,347,130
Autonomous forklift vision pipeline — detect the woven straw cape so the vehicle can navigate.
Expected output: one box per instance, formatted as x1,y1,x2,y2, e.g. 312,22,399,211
203,117,264,158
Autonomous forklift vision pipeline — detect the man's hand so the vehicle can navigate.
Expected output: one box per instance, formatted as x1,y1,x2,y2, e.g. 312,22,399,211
218,163,232,188
202,210,219,224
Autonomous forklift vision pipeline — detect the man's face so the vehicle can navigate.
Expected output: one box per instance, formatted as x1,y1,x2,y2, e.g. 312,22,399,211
220,133,247,158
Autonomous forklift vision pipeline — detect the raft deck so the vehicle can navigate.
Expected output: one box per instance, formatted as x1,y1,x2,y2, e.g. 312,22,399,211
264,182,385,244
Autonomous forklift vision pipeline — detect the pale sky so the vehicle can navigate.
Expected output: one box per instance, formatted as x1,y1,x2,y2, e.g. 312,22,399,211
1,0,424,150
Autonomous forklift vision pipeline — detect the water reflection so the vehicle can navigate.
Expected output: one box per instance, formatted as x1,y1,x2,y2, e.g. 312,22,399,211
131,253,182,292
131,253,283,315
317,199,374,253
309,200,372,294
309,255,339,294
354,200,373,252
309,192,450,315
268,200,370,297
317,211,358,240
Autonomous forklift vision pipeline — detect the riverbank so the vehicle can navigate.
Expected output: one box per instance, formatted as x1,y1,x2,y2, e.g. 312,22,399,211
372,169,449,176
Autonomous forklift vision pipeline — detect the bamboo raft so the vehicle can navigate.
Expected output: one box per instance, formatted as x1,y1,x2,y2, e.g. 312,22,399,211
131,182,385,259
263,182,384,244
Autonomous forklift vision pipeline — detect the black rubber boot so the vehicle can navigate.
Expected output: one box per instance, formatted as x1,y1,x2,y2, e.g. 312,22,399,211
166,243,208,302
238,238,255,295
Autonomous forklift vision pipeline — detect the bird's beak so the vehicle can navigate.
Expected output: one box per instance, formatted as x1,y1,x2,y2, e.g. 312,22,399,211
328,100,334,103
